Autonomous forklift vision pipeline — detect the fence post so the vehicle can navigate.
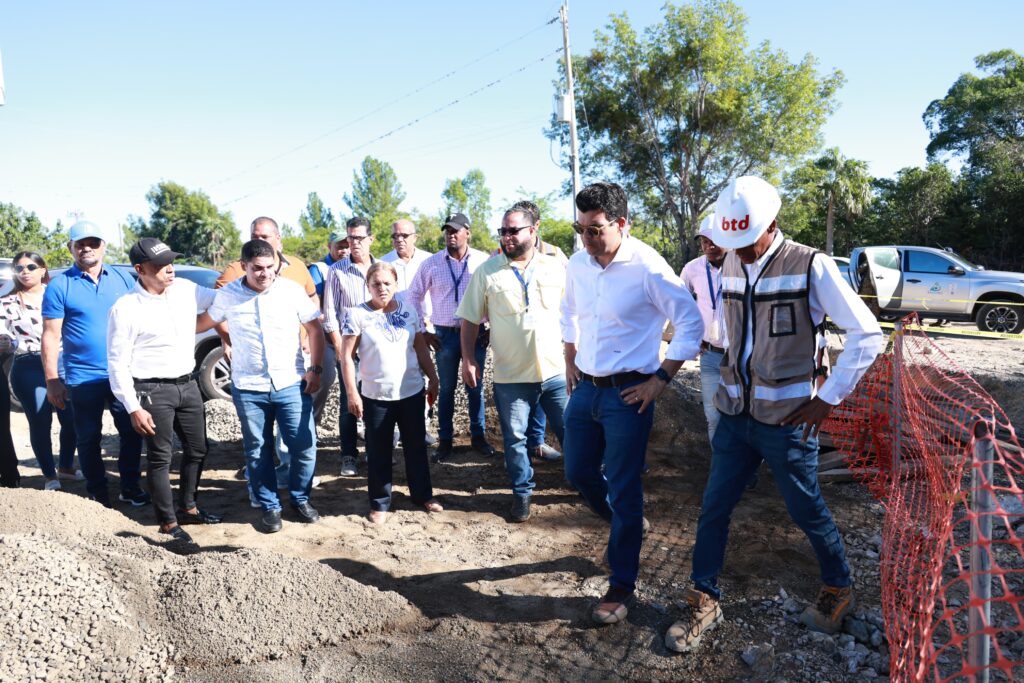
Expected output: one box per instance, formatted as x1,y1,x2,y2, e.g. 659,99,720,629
892,321,904,472
969,420,995,683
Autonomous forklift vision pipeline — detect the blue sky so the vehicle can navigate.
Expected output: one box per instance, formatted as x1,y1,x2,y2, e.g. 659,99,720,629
1,1,1020,246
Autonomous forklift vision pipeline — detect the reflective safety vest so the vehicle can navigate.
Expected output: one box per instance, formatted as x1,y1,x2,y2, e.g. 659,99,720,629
714,240,826,424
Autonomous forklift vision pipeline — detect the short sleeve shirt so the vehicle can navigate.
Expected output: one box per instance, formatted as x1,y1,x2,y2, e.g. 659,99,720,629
0,293,43,353
41,265,135,385
341,300,423,401
207,278,320,391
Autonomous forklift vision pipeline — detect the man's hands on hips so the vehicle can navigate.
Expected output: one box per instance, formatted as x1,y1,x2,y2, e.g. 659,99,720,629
780,396,834,442
619,376,666,414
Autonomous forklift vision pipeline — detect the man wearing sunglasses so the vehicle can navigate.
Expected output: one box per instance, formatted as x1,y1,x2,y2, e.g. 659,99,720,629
406,212,495,462
560,183,704,625
456,201,568,523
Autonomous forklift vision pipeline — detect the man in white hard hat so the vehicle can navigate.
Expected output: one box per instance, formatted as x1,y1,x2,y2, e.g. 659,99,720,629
680,215,728,443
665,177,884,652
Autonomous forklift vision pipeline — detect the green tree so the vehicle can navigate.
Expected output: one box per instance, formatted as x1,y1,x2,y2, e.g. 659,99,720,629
132,181,240,267
0,203,71,266
441,169,495,251
343,156,406,252
283,192,339,262
548,0,843,263
866,164,960,248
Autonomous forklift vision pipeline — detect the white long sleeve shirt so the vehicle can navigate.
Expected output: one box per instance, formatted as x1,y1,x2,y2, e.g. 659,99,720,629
560,235,704,376
680,254,727,348
733,231,884,405
107,279,216,413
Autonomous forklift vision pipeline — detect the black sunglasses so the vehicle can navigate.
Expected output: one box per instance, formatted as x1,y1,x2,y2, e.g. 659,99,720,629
497,225,533,237
572,219,617,237
14,264,41,273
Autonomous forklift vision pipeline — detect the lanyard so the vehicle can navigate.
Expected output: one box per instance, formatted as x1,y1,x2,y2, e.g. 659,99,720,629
446,254,469,303
705,261,722,311
510,257,534,310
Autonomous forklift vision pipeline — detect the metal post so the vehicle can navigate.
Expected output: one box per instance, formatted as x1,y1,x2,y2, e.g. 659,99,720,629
892,321,903,472
559,2,583,253
969,420,994,682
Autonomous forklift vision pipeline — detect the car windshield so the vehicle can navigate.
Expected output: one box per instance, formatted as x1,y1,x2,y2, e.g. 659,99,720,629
175,268,219,289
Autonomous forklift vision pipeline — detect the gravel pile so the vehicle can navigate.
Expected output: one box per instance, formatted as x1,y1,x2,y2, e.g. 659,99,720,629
0,533,173,682
204,399,242,443
160,548,417,666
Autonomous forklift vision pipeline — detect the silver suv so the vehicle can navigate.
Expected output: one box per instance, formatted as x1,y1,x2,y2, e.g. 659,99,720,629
848,246,1024,334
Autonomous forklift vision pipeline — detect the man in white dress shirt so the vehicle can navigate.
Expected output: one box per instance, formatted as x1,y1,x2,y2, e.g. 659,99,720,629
107,238,222,544
665,177,884,653
560,182,704,625
200,239,325,534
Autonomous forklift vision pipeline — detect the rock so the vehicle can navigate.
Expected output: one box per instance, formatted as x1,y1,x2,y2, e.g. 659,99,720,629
844,616,872,644
782,598,801,614
870,628,884,648
741,643,775,677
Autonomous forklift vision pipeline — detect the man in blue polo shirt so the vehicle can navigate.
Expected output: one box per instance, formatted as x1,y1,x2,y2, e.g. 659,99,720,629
41,220,149,508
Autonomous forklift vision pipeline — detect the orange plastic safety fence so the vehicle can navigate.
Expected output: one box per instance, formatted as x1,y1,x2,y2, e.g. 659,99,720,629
824,314,1024,682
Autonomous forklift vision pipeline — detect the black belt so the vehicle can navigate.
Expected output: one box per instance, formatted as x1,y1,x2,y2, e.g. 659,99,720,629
579,371,651,388
134,373,195,385
702,342,726,354
434,324,460,331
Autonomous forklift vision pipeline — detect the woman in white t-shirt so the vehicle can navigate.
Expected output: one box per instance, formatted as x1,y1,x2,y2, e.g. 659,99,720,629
340,261,441,524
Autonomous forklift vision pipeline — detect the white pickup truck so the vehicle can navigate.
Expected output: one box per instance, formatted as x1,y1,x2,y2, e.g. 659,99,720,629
846,246,1024,334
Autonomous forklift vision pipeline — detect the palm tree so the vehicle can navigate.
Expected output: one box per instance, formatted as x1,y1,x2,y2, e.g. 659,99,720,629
814,148,873,256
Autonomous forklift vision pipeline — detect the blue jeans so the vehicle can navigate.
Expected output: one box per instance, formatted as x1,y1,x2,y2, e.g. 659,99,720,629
10,353,76,479
691,412,851,600
434,325,485,441
68,380,143,500
563,377,653,593
493,375,568,497
699,349,724,443
232,382,317,511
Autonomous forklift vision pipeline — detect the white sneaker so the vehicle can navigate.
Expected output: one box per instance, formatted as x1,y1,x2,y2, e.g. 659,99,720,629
44,479,61,491
340,456,358,477
57,468,84,481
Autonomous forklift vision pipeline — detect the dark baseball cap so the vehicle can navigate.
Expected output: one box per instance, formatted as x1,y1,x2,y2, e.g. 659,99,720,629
129,237,182,267
442,213,471,231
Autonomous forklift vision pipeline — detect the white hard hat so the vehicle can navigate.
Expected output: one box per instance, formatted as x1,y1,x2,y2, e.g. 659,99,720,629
712,176,781,249
696,214,715,242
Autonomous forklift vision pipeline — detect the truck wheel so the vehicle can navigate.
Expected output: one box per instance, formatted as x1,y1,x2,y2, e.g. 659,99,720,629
976,302,1024,335
198,346,233,401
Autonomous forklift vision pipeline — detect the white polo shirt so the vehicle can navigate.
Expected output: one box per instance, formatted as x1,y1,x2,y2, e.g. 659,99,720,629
107,279,217,413
207,277,320,392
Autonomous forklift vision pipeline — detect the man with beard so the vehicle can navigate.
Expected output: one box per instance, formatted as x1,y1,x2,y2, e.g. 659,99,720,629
456,201,567,522
107,238,222,544
41,221,148,508
406,213,495,462
680,215,729,443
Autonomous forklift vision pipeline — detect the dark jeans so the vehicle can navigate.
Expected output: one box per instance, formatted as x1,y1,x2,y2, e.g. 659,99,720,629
135,379,208,526
10,353,76,479
0,356,19,487
363,391,432,511
690,412,852,600
563,377,653,593
492,375,567,496
68,380,143,500
434,325,485,441
336,356,359,458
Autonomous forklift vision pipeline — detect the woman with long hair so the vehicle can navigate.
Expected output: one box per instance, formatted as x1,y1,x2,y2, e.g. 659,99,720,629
0,251,79,489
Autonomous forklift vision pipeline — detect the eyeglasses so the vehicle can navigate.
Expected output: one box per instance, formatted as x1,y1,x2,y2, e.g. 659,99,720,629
497,225,533,237
14,264,40,273
572,219,618,238
347,234,371,243
391,233,416,240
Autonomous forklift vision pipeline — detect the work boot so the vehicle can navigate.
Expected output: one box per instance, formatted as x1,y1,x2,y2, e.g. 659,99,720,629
510,494,531,523
471,435,496,457
432,439,454,463
800,585,854,634
664,588,724,653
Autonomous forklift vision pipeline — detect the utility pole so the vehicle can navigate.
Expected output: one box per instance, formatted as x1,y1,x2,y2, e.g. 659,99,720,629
559,2,583,252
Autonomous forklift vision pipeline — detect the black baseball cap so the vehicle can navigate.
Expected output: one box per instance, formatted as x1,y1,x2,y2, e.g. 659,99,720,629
129,237,182,267
442,213,471,231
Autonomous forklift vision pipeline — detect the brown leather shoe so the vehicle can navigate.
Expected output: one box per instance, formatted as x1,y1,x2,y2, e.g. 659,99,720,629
664,588,723,652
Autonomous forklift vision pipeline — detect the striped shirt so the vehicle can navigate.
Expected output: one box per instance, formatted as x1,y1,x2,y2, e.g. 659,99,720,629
322,256,374,333
406,247,489,330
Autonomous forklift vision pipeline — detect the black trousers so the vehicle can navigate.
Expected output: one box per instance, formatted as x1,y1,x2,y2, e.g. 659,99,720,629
363,390,431,511
0,356,20,487
135,379,208,525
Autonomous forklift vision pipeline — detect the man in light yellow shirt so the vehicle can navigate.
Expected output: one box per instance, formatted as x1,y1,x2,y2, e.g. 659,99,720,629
457,201,567,523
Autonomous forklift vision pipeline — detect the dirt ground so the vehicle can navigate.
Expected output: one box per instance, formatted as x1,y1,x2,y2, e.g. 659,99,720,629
3,322,1023,682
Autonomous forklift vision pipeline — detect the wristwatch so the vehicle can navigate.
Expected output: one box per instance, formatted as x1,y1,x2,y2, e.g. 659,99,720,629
654,367,672,384
308,365,324,375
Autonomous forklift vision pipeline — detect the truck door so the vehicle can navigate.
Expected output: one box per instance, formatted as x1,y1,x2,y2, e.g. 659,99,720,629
861,247,902,309
902,249,965,315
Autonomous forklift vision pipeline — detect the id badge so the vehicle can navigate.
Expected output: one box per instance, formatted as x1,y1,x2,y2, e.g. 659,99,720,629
709,319,720,341
522,309,537,330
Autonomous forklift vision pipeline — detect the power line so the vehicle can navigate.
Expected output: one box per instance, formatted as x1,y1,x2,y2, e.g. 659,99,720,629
209,17,559,191
222,48,563,207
